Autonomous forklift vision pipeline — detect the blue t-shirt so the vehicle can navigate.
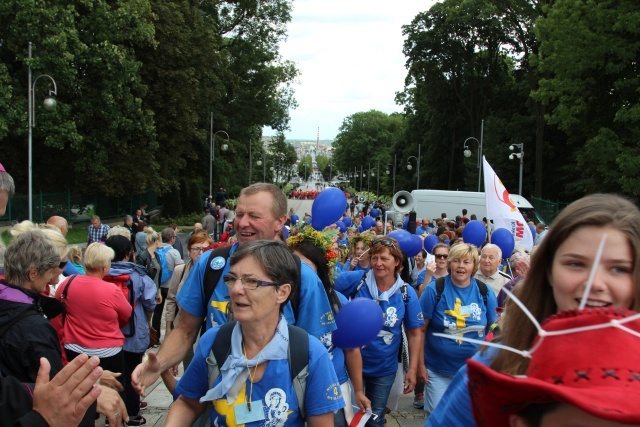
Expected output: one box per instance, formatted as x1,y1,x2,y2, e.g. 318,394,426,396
425,347,498,427
176,244,336,339
175,325,345,426
420,276,498,376
334,271,424,377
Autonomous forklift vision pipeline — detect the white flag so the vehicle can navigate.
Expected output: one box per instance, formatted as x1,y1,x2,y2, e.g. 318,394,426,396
483,156,534,251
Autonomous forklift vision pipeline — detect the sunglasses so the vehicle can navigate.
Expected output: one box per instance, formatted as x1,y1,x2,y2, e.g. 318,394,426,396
372,239,397,249
434,254,448,259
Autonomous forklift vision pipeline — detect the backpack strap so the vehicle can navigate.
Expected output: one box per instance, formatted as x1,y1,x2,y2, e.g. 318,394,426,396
348,272,368,300
0,309,41,340
202,245,233,312
476,279,489,306
60,275,78,326
435,276,445,302
287,324,309,420
205,322,310,420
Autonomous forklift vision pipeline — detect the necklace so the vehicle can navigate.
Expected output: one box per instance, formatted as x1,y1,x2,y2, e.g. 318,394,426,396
243,342,265,411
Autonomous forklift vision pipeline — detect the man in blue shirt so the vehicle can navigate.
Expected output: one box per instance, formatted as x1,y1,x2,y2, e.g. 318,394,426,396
131,183,336,396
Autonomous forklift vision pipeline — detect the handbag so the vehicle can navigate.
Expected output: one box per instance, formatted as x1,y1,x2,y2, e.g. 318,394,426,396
148,326,159,348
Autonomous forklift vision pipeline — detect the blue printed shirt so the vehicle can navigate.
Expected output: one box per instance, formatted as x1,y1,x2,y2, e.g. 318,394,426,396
175,326,345,426
334,271,424,377
420,276,498,376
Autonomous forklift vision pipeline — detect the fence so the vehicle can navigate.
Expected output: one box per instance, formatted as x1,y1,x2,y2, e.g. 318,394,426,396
1,189,159,225
530,196,569,224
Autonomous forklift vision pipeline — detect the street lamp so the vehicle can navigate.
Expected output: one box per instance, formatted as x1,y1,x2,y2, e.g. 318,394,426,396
509,143,524,195
385,154,397,195
209,112,229,197
463,119,485,192
406,144,421,190
27,42,58,222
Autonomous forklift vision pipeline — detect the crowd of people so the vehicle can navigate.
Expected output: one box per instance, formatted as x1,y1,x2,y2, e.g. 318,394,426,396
1,160,640,427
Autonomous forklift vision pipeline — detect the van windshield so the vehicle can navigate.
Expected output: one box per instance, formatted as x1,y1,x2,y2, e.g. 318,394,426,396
519,208,545,226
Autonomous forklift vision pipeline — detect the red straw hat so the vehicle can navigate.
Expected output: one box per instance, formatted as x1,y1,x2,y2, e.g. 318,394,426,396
468,308,640,426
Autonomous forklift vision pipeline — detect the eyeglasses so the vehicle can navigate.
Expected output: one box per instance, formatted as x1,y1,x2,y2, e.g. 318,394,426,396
371,239,397,250
434,254,448,259
190,247,205,253
223,274,280,290
59,260,68,269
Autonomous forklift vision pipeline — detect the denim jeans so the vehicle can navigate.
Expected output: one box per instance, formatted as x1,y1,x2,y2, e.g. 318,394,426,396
425,368,454,416
363,372,397,427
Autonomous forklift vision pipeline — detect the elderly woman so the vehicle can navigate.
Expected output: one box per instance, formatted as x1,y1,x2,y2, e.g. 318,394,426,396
166,240,344,427
54,243,131,384
418,242,498,417
0,230,127,426
334,237,424,427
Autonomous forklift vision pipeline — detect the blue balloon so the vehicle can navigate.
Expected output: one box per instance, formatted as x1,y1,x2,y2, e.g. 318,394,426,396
405,234,423,257
491,228,515,258
387,229,413,253
282,226,289,240
361,216,375,230
358,225,364,232
529,224,536,241
423,234,440,254
370,208,380,218
312,187,348,231
342,216,352,227
335,221,347,233
462,220,487,247
290,214,299,225
333,298,384,349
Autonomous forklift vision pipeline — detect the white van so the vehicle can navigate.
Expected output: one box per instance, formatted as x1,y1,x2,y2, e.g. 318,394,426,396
410,190,545,225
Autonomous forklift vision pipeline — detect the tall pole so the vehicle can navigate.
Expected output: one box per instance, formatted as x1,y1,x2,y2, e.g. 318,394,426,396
417,144,421,190
377,159,380,197
28,43,33,221
518,154,523,196
27,42,58,222
263,151,267,182
360,165,363,192
367,162,371,192
249,140,252,184
209,112,213,197
478,119,484,192
329,159,332,183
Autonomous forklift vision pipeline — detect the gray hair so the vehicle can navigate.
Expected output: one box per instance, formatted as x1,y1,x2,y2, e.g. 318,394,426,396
161,227,175,243
0,170,15,196
107,225,131,240
230,240,299,310
481,243,503,260
4,229,60,286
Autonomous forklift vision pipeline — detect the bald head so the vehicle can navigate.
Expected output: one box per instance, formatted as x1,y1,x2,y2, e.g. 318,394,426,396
47,216,69,236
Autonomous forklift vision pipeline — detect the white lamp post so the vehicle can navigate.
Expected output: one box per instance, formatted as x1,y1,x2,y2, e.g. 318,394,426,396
209,113,229,197
28,42,58,222
509,143,524,195
463,119,485,192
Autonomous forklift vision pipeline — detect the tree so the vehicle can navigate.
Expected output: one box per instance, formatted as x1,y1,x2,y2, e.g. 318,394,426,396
534,0,640,198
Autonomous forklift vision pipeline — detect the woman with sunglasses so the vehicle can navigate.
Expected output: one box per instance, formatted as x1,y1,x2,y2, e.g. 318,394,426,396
417,243,450,296
167,240,344,426
418,242,498,418
334,237,424,427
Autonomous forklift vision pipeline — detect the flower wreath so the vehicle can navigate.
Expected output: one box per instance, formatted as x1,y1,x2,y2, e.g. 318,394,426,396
348,231,375,254
286,226,340,272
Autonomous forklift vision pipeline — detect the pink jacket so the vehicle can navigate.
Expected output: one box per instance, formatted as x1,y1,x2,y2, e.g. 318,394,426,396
55,275,131,348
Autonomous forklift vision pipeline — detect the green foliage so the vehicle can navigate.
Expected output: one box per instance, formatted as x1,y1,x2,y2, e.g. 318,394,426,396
157,212,203,227
160,188,182,218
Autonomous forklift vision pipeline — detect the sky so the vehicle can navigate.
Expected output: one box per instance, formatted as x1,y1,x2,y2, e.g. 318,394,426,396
264,0,438,141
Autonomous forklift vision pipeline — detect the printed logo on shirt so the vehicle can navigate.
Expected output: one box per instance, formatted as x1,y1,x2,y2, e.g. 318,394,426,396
378,330,395,345
210,256,226,270
443,297,486,343
264,388,291,427
319,332,333,355
325,382,343,401
384,307,399,327
320,310,335,326
417,312,424,321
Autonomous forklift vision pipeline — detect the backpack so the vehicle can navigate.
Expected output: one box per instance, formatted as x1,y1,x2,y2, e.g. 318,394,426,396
434,276,491,334
103,274,137,338
203,321,310,423
155,246,173,283
202,246,305,322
